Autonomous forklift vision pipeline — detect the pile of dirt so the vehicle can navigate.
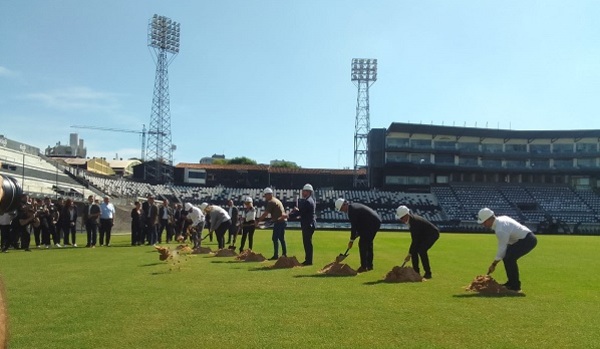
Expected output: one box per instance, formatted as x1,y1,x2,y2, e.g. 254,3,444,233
271,256,302,269
154,246,172,261
175,245,193,254
466,275,512,294
383,266,424,283
318,262,357,276
192,246,212,254
212,248,238,257
236,250,267,262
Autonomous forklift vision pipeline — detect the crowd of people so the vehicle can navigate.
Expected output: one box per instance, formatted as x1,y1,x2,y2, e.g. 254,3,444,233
0,184,538,292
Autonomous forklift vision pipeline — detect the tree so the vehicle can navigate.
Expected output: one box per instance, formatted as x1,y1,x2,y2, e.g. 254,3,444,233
270,160,300,168
228,157,258,165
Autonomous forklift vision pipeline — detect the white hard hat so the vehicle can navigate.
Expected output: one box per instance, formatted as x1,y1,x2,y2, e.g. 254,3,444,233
302,183,313,191
477,208,495,224
199,202,209,211
396,205,410,219
263,187,273,195
244,197,253,203
184,203,193,211
334,198,346,211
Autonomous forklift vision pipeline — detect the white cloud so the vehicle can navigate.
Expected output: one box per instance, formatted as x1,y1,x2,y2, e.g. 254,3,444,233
23,86,120,112
0,66,17,77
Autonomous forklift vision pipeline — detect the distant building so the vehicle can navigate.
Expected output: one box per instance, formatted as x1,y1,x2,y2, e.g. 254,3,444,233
199,154,225,164
45,133,86,158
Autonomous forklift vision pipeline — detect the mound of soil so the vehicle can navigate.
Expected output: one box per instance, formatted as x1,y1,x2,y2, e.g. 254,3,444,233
192,246,212,254
236,250,267,262
319,262,357,276
175,245,193,254
212,248,238,257
154,246,172,261
271,256,302,269
466,275,513,294
383,266,424,283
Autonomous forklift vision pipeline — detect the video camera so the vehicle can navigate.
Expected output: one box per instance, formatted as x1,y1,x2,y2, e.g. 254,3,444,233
0,174,22,214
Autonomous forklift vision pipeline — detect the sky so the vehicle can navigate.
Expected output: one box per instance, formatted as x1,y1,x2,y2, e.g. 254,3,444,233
1,1,599,169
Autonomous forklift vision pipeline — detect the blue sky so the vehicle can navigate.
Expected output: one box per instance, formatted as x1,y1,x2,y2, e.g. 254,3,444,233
1,1,599,169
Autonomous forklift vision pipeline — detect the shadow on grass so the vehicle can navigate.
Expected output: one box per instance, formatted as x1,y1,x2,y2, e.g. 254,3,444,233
249,266,303,272
363,280,387,285
210,260,241,264
140,262,164,267
452,292,526,298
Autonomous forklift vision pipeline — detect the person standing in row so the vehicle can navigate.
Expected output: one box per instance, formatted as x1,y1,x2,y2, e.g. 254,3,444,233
478,208,537,292
82,195,100,248
238,197,256,253
40,197,61,248
15,194,34,252
185,202,205,248
61,199,78,247
99,196,115,247
203,203,231,250
158,199,174,244
173,203,184,240
131,201,143,246
335,198,381,273
226,199,239,245
256,188,288,261
396,205,439,279
289,184,317,266
143,195,158,245
0,212,14,253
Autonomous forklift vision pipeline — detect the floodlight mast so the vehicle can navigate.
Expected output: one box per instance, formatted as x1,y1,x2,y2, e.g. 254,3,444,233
351,58,377,188
146,14,180,183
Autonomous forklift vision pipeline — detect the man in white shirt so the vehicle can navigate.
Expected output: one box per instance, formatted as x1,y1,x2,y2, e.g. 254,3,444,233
478,208,538,292
185,203,205,249
99,196,116,246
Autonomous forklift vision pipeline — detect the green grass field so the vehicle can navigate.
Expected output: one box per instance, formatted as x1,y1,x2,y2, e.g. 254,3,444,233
1,230,599,349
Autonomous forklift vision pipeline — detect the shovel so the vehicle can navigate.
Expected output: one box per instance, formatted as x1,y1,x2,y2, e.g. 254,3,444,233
335,248,350,263
400,260,407,268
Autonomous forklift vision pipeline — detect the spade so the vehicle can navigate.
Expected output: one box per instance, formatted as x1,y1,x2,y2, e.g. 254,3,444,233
335,248,350,263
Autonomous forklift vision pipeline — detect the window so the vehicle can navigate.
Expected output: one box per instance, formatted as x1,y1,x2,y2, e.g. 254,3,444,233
530,144,551,154
410,139,432,149
386,138,409,149
458,156,478,166
410,153,430,164
576,143,597,153
577,158,596,168
530,159,549,169
481,158,502,167
553,144,573,154
434,141,456,150
505,144,527,153
386,152,409,163
385,176,430,185
481,143,503,153
553,159,573,168
505,160,527,168
457,142,479,151
435,153,455,165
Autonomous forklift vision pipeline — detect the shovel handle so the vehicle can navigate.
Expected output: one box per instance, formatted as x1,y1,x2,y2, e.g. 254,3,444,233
342,247,350,256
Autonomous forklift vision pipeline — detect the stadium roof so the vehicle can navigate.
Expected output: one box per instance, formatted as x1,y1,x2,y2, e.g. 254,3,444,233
387,122,600,140
175,163,364,175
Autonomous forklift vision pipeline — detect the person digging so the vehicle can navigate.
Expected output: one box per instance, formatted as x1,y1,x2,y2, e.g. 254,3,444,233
396,205,440,279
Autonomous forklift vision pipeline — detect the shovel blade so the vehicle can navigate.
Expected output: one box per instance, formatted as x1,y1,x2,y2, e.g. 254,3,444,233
335,254,348,263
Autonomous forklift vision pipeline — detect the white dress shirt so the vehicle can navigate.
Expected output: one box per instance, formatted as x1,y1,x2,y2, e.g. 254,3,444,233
492,215,532,261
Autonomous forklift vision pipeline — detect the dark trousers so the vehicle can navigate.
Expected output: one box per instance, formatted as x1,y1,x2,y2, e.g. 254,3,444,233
20,227,31,250
62,224,76,245
158,219,172,243
215,220,232,249
271,221,287,258
412,234,439,275
503,233,537,290
41,224,51,245
358,231,377,270
33,226,41,246
49,224,59,245
131,223,142,245
145,223,157,245
1,224,12,251
301,225,315,263
239,225,255,251
192,222,205,248
227,224,238,244
99,219,113,246
86,221,98,246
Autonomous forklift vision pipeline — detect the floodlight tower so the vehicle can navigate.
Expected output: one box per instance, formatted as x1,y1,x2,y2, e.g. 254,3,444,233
147,14,180,183
351,58,377,188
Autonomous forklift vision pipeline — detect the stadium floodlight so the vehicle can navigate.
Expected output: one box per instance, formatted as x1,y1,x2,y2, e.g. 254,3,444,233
351,58,378,188
148,14,180,55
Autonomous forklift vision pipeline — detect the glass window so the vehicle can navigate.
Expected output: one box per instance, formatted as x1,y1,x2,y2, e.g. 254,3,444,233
386,138,409,149
577,158,596,168
553,144,573,153
458,156,478,166
457,142,479,151
434,140,456,150
410,139,432,149
386,152,409,163
481,158,502,167
435,153,455,165
481,143,503,153
553,159,573,168
576,143,597,153
505,160,527,168
410,153,430,164
386,176,430,185
530,144,551,154
505,144,527,152
530,159,550,169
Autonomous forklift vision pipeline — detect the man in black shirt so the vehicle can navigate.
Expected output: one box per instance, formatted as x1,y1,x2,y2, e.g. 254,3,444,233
335,198,381,273
289,184,317,266
397,205,440,279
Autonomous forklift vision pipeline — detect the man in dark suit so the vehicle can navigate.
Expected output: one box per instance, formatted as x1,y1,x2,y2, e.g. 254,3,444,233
83,197,101,247
335,198,381,273
226,199,239,245
143,195,158,245
289,184,317,266
158,199,174,243
396,205,440,279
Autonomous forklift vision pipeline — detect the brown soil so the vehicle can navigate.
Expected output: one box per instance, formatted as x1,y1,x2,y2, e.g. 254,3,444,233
383,266,424,283
212,249,238,257
465,275,513,294
319,262,358,276
175,245,193,254
236,250,267,262
270,256,302,269
154,246,172,261
191,246,212,254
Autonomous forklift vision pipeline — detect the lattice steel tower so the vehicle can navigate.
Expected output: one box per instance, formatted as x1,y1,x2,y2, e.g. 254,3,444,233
146,14,180,183
351,58,377,188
